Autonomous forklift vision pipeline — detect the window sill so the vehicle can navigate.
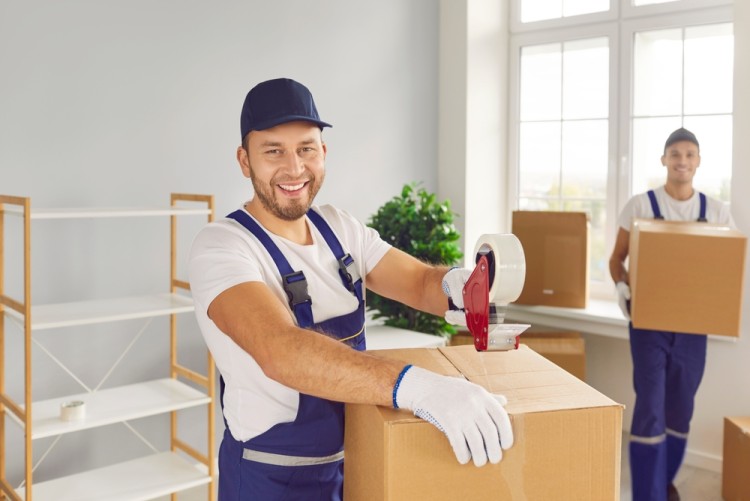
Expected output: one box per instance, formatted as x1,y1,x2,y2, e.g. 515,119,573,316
506,300,737,344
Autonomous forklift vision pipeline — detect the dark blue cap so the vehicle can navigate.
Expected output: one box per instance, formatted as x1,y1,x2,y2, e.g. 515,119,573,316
240,78,332,139
664,127,699,153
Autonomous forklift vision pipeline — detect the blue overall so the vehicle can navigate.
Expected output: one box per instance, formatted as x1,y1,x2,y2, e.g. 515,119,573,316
628,190,708,501
218,209,366,501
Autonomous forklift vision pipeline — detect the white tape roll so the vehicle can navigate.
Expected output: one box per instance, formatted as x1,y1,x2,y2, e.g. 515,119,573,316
60,400,86,421
472,234,526,304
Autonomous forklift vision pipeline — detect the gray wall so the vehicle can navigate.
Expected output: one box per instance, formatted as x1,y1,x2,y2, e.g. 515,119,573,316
0,0,439,484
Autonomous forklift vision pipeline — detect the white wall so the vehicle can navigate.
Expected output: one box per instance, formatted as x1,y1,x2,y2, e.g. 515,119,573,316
0,0,439,484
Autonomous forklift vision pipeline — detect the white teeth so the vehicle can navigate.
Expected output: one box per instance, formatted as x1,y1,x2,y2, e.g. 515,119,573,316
279,182,305,191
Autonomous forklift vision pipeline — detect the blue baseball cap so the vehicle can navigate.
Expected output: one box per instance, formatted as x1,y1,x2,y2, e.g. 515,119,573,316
240,78,332,139
664,127,699,153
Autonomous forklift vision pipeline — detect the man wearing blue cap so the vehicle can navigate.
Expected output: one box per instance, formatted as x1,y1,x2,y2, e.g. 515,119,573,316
609,128,735,501
188,78,513,500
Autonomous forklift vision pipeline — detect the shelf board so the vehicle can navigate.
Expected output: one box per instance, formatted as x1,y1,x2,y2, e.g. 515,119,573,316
8,378,210,439
2,205,212,219
5,293,194,330
15,451,210,501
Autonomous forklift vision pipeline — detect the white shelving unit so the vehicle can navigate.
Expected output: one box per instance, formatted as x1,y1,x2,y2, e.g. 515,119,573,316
0,194,216,501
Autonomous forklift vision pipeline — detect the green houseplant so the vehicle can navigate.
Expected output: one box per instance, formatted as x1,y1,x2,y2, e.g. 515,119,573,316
366,183,463,336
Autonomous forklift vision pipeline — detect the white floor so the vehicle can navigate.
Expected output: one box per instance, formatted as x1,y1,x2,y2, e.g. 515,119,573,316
163,433,724,501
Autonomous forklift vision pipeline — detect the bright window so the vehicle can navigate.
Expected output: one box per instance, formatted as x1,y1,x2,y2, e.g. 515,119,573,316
521,0,610,23
631,23,734,199
510,0,733,297
517,38,610,282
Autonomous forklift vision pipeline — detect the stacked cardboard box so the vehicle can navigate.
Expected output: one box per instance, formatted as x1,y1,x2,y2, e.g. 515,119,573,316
512,211,590,308
345,345,622,500
629,219,746,337
723,416,750,501
521,331,586,381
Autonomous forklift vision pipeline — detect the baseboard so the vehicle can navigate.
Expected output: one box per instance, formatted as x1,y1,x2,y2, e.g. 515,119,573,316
683,448,722,473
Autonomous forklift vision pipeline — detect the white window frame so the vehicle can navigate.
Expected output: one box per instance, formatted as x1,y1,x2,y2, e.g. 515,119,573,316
508,0,734,299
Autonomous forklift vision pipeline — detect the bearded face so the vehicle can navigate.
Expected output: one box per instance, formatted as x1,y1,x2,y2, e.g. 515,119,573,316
248,162,324,221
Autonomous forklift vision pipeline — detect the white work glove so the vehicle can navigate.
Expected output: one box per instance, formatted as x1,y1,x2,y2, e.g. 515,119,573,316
616,281,631,320
442,267,472,326
394,365,513,466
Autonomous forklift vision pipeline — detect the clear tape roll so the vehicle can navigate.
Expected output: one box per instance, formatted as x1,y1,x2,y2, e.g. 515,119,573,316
60,400,86,421
472,234,526,304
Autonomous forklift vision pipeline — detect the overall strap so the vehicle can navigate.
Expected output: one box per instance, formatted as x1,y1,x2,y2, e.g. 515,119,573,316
227,210,314,328
306,209,364,303
647,190,664,220
697,192,707,222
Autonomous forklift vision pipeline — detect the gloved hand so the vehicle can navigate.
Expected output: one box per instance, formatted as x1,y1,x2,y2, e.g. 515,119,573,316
616,281,631,320
442,267,472,309
394,365,513,466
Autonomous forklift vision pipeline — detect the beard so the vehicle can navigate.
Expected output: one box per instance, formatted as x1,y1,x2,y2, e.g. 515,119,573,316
249,166,324,221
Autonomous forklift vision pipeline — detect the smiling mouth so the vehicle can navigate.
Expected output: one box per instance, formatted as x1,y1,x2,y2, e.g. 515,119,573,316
278,181,309,193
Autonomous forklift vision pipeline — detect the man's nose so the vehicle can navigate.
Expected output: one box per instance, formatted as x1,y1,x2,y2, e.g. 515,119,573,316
281,152,305,175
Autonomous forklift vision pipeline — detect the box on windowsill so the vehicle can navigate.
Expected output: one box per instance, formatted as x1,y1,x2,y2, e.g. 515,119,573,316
344,345,622,500
512,211,590,308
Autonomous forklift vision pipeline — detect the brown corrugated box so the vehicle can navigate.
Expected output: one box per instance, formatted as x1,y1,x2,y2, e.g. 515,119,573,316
451,330,586,381
521,332,586,381
344,345,622,500
512,211,590,308
722,416,750,501
629,219,746,337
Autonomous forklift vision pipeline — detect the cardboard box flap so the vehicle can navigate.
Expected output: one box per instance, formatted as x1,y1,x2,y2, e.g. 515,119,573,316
632,219,744,238
439,345,618,414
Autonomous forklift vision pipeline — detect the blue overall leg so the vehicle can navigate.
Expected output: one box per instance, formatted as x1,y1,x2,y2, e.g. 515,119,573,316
629,326,669,501
629,326,707,501
664,333,707,483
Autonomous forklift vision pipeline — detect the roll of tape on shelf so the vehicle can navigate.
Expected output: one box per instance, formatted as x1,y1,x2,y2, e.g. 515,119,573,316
60,400,86,421
472,233,526,304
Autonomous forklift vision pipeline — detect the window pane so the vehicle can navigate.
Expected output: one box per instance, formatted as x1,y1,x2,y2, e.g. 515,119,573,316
521,44,562,121
631,117,682,194
520,0,609,22
563,0,609,17
521,0,562,23
560,200,607,283
633,0,677,5
519,121,561,198
633,29,682,117
684,23,733,115
683,115,732,202
561,120,608,197
563,37,609,119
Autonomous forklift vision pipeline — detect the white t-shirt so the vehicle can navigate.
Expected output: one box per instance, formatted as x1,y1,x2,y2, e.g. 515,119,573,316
617,185,735,230
188,204,391,442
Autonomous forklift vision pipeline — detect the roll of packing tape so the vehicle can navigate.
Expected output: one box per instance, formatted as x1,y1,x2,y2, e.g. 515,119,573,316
472,233,526,304
60,400,86,421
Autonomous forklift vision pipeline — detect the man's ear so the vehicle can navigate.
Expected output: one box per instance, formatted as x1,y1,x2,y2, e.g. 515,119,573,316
661,154,667,167
237,145,251,178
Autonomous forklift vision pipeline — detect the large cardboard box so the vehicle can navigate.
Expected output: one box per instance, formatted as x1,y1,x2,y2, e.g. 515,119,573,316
723,416,750,501
629,219,746,337
451,330,587,381
512,211,590,308
345,345,622,500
